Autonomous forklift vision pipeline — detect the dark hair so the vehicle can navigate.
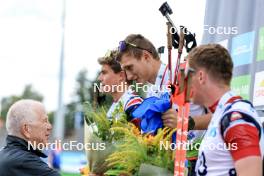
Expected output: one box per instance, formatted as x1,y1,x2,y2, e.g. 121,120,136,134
98,50,122,73
188,44,233,85
117,34,159,61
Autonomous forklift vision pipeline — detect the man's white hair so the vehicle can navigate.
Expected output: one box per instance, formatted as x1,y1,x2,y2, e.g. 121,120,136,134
6,99,42,136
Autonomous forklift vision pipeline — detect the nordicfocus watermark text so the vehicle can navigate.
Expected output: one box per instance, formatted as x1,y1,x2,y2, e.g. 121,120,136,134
28,140,106,151
204,25,238,35
169,25,238,35
94,82,170,93
160,141,238,151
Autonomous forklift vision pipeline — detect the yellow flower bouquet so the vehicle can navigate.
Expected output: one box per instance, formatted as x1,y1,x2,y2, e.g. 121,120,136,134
83,102,176,176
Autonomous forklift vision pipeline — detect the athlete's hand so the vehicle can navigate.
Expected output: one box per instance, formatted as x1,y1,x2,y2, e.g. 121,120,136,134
162,108,178,128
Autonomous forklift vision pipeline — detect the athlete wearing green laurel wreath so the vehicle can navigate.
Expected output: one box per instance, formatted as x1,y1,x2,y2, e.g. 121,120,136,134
97,50,143,127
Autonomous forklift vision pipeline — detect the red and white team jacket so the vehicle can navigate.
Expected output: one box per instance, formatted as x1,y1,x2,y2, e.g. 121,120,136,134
107,89,142,126
196,91,264,176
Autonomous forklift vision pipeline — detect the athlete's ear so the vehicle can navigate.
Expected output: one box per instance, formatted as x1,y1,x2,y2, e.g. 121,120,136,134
198,69,207,84
119,70,127,82
142,50,152,62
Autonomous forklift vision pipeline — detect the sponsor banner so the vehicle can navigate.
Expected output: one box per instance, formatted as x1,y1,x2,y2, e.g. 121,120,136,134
231,74,251,100
257,26,264,61
253,71,264,106
231,31,255,67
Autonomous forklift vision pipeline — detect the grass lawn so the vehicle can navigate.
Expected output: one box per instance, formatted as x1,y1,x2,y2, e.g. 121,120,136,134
61,172,80,176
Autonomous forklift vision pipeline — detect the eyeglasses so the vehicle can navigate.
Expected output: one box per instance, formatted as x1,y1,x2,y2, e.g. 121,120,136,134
118,40,152,54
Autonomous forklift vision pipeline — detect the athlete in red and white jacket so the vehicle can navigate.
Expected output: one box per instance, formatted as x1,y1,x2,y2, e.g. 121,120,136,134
195,91,263,176
187,44,263,176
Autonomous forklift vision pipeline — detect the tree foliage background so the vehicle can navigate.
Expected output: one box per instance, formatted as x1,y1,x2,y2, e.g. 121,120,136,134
0,69,113,137
0,84,43,121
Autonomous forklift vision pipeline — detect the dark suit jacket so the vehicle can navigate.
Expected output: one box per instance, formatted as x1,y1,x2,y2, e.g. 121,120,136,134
0,135,60,176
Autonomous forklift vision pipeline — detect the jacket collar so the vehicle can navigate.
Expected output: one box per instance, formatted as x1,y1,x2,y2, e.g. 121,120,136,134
6,135,47,158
